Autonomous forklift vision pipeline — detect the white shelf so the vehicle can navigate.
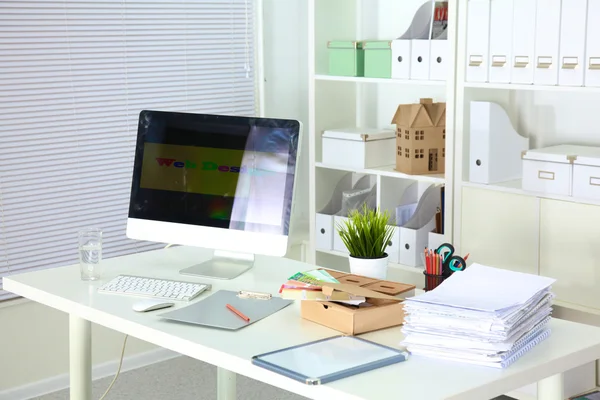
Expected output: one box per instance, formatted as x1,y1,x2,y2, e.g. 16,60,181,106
316,249,425,273
315,74,446,86
462,180,600,207
316,162,445,184
463,81,600,93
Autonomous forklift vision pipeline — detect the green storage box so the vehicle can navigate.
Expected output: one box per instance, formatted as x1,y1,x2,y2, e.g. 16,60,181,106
327,41,364,77
364,41,392,79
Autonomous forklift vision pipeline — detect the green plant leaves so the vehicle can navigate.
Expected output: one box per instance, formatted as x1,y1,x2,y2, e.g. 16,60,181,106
336,203,396,259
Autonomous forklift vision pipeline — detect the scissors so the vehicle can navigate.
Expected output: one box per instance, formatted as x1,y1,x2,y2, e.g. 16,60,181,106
435,243,467,273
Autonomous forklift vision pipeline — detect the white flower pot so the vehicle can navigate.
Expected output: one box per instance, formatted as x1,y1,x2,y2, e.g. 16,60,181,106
348,254,389,279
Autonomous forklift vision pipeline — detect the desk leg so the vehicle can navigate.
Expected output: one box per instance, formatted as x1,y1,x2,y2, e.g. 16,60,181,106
217,367,236,400
538,373,563,400
69,314,92,400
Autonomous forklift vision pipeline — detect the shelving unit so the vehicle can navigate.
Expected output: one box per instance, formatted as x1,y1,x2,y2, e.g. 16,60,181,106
453,0,600,317
462,180,600,208
304,0,600,394
307,0,456,286
462,82,600,93
307,0,600,314
315,162,445,184
315,74,446,86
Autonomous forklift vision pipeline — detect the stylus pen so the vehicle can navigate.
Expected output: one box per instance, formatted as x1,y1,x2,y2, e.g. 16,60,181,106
226,304,250,322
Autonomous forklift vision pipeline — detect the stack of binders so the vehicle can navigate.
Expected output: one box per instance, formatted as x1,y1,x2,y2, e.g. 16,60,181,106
400,264,555,368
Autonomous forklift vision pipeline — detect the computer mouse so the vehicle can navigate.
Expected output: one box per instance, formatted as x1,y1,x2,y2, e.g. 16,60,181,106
132,299,175,313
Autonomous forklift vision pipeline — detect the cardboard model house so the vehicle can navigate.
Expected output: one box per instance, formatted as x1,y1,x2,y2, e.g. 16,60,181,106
391,98,446,175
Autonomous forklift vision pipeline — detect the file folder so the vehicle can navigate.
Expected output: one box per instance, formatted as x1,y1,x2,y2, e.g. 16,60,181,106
511,0,536,84
488,0,514,83
162,290,293,330
558,0,587,87
586,0,600,87
466,0,491,82
534,0,561,86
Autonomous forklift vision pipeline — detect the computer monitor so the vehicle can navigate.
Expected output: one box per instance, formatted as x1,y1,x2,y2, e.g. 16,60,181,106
127,110,301,279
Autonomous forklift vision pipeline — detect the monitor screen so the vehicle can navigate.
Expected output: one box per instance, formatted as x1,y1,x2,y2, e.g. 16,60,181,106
129,111,300,237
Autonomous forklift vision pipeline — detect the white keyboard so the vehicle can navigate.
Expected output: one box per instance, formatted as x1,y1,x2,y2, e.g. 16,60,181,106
98,275,211,301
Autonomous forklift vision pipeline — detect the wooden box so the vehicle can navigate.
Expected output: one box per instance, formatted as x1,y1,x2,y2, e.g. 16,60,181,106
300,270,415,335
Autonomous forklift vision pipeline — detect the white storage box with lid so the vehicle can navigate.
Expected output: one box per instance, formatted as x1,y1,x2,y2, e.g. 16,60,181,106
522,145,578,196
322,128,395,169
571,146,600,200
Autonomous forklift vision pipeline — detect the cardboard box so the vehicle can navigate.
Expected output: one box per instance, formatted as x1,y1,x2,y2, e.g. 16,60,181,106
300,273,415,335
392,98,446,175
364,40,392,78
322,128,396,170
328,41,364,77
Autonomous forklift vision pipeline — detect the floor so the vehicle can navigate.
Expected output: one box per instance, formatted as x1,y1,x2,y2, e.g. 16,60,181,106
33,356,517,400
33,356,307,400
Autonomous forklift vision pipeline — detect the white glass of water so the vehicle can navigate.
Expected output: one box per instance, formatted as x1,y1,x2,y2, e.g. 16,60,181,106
78,228,102,281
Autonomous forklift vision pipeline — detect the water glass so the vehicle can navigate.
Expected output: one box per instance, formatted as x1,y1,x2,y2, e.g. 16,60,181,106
78,228,103,281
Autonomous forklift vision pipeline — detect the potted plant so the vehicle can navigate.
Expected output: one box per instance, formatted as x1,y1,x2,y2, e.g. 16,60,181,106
336,204,396,279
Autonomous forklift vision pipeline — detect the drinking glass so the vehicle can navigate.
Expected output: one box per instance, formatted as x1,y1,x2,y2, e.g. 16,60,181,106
78,228,103,281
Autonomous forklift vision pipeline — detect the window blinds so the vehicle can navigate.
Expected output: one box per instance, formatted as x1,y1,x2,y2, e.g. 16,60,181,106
0,0,257,300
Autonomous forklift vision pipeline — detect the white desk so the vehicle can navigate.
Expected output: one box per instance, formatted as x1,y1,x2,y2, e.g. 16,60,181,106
5,246,600,400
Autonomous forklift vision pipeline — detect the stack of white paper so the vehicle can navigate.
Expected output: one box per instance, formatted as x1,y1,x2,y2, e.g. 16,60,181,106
401,264,556,368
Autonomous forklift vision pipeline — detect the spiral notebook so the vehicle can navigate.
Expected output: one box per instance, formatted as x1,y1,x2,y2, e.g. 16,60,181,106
408,328,551,368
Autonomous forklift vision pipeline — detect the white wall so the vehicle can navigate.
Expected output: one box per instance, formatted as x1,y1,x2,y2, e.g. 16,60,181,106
0,1,309,395
263,0,309,248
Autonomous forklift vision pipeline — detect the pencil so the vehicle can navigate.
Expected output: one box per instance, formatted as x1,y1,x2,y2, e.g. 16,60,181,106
226,304,250,322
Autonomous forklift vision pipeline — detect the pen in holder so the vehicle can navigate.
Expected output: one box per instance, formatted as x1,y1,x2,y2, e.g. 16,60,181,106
423,271,448,292
423,244,468,292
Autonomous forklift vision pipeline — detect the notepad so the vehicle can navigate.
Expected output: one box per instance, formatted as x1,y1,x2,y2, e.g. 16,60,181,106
408,264,556,313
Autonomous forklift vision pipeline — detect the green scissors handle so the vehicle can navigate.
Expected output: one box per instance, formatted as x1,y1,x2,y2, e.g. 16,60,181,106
435,243,467,273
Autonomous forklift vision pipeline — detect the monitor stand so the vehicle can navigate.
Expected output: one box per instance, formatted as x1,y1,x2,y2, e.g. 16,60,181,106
179,250,254,280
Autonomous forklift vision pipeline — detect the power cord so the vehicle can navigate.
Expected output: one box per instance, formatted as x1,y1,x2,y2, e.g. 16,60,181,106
99,242,170,398
98,334,129,400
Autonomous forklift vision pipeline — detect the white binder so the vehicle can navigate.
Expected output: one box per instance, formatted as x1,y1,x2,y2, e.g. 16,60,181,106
488,0,514,83
510,0,537,84
411,39,431,80
386,228,401,264
430,39,449,81
534,0,561,86
315,173,353,251
332,216,349,254
398,185,441,267
392,1,435,81
391,40,411,80
466,0,491,82
558,0,588,86
585,0,600,87
469,101,529,184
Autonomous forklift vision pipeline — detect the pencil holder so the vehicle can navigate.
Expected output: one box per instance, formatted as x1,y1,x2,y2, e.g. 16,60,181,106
423,272,448,292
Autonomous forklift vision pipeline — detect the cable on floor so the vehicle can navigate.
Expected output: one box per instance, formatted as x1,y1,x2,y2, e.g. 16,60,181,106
98,334,129,400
